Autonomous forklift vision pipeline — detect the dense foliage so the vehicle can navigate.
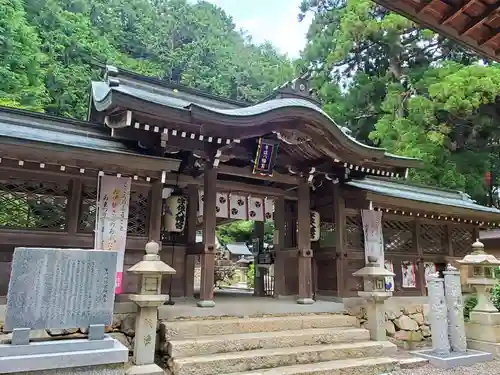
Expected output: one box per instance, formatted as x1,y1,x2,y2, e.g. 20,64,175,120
5,0,500,242
1,0,294,119
298,0,500,205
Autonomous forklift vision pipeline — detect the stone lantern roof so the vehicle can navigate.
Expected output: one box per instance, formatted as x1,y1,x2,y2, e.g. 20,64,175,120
128,241,176,275
457,240,500,266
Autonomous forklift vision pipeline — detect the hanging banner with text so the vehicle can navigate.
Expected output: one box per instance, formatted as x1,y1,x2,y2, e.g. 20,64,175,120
253,138,279,176
362,209,393,290
361,209,384,266
95,175,131,294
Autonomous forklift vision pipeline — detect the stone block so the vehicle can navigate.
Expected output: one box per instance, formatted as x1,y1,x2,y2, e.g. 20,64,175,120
8,363,124,375
409,313,424,325
172,341,396,375
414,349,492,369
470,311,500,326
467,339,500,358
384,321,396,337
223,357,399,375
465,322,500,343
5,248,117,332
393,315,419,331
0,338,128,374
167,327,370,358
161,314,357,341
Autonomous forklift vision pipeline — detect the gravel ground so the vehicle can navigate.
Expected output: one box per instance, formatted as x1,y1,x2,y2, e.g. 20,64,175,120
390,360,500,375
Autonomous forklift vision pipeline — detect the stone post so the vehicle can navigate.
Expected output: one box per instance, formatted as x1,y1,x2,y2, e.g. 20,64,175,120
427,274,451,355
353,255,396,342
459,240,500,357
126,241,176,375
443,264,467,353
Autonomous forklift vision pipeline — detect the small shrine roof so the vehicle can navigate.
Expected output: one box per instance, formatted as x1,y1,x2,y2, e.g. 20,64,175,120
348,177,500,222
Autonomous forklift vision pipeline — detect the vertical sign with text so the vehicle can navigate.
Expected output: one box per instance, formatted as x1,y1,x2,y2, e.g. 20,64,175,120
95,175,131,294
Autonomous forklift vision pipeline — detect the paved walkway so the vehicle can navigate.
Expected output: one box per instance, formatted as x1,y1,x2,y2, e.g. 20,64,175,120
158,289,345,321
390,360,500,375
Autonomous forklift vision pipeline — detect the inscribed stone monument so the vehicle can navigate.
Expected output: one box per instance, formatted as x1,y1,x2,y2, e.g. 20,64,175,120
4,247,116,332
0,247,128,375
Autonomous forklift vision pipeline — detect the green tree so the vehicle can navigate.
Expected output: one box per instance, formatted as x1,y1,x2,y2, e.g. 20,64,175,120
0,0,48,111
2,0,294,119
299,0,499,204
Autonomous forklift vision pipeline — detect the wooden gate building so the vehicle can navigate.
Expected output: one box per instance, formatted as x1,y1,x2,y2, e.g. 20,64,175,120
0,65,499,305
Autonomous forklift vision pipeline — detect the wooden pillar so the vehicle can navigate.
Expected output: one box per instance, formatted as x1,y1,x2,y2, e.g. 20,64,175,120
416,218,426,296
254,221,265,297
333,184,346,298
297,179,314,304
184,184,198,298
273,196,286,297
66,179,83,235
148,180,163,243
198,164,217,307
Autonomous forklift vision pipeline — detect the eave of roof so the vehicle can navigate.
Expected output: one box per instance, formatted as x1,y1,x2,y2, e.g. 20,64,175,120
374,0,500,62
347,177,500,219
92,64,248,110
0,106,177,165
91,78,421,169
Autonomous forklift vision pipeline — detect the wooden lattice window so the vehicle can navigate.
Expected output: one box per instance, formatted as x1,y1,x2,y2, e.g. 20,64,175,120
383,219,415,254
451,226,473,257
79,184,150,237
345,215,364,251
127,190,150,236
79,184,97,232
0,177,69,231
420,224,447,255
319,222,336,248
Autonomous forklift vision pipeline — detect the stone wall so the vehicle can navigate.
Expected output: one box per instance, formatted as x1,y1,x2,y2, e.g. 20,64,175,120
346,303,432,348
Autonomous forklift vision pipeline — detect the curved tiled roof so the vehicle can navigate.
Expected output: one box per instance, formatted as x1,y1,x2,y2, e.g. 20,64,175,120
91,72,421,168
348,177,500,218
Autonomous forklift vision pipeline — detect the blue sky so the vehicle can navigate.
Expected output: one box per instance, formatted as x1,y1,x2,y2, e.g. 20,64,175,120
201,0,312,58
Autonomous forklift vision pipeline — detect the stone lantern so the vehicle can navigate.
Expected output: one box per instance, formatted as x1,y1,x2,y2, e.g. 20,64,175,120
126,241,176,375
458,239,500,313
352,255,395,341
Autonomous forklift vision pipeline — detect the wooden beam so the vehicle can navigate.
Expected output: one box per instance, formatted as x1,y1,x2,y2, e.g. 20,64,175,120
333,184,346,298
217,164,299,185
373,0,500,62
297,179,314,302
273,196,286,297
461,1,498,37
0,141,180,177
66,179,83,235
184,184,199,297
104,110,132,128
199,162,217,305
0,230,149,250
148,180,163,242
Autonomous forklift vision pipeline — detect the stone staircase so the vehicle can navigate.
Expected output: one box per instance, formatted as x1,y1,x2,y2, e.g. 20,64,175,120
159,313,425,375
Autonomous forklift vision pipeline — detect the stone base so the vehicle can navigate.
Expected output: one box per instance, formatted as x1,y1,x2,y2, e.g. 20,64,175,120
0,336,128,374
414,349,492,368
196,300,215,308
467,339,500,358
10,364,124,375
126,364,164,375
296,298,315,305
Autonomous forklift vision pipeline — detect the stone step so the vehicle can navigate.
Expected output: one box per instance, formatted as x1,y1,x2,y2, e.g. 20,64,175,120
171,341,397,375
399,357,429,369
224,357,400,375
161,314,357,341
168,327,370,358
